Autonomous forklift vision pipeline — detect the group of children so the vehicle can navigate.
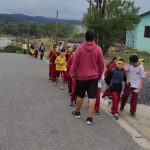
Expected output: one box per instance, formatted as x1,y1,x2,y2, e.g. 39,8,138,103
22,41,45,60
103,55,145,120
48,43,145,120
49,43,77,106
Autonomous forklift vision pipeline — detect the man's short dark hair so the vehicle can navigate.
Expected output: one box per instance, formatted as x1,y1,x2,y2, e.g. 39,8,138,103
85,30,95,41
129,55,139,63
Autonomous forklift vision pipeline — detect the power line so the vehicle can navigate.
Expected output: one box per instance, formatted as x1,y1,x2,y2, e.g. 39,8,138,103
55,11,58,43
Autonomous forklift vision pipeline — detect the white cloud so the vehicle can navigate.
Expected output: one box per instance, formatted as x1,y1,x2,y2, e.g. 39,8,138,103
134,0,150,14
0,0,149,19
0,0,89,20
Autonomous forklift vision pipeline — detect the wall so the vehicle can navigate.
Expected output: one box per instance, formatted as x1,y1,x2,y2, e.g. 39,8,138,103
134,14,150,52
126,14,150,53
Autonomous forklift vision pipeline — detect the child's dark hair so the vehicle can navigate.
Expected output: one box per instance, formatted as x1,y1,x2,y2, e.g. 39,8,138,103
53,44,57,49
73,45,78,51
85,30,95,41
129,55,139,63
73,47,77,52
60,48,66,53
106,56,118,68
67,46,72,49
57,41,62,46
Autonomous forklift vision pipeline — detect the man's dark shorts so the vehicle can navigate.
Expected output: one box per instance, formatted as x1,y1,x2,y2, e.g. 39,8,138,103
75,78,98,99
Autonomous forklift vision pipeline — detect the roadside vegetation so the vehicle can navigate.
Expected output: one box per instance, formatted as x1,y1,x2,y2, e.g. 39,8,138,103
0,45,22,53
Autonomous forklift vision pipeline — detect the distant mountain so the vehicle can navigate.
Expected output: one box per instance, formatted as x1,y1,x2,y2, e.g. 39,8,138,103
0,13,82,25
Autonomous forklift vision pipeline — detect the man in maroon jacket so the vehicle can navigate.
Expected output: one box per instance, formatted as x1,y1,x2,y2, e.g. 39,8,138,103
72,30,104,125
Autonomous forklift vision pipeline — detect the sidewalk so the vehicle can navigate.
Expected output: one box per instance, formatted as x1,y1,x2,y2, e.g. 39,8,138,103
101,98,150,150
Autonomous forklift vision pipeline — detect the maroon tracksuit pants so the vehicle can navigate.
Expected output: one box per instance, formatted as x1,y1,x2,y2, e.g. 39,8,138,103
34,50,38,58
49,64,51,79
68,76,72,93
111,91,120,115
95,88,101,112
103,87,111,97
121,85,139,113
71,80,76,104
50,63,56,83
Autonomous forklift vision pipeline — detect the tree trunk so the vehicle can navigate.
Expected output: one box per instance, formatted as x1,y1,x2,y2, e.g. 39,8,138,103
102,0,107,17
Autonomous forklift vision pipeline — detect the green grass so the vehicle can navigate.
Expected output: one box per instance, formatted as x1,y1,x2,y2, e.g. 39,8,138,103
105,49,150,71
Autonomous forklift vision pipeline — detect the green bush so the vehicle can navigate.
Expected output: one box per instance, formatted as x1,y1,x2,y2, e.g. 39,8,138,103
44,54,49,60
0,45,22,53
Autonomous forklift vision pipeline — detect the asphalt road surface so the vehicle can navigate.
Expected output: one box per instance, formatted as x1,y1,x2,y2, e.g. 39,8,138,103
0,53,141,150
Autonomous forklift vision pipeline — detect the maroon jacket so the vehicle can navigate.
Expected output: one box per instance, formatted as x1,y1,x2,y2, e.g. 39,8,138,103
67,55,73,70
50,52,60,64
72,41,104,80
104,62,116,79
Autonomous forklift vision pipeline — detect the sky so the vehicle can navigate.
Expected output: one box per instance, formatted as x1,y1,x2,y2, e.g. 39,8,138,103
0,0,149,20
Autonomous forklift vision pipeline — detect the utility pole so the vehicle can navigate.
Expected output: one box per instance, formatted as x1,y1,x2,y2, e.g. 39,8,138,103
55,11,58,44
89,0,92,10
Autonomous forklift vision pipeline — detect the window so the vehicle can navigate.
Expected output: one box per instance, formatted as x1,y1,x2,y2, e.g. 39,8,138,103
144,26,150,38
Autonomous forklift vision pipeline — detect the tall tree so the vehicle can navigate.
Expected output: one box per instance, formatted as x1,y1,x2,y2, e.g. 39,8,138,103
83,0,140,54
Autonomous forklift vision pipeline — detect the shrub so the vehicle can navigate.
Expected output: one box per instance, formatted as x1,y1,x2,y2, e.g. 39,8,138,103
0,45,22,53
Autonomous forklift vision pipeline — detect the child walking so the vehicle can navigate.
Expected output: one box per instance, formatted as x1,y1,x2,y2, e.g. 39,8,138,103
68,50,76,106
50,46,60,85
55,48,67,89
120,55,145,116
102,56,118,99
107,59,126,120
64,46,73,83
49,45,58,80
39,43,45,60
67,49,74,95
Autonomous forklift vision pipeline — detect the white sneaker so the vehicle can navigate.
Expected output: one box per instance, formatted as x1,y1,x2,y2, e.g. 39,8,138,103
86,117,93,125
113,114,119,120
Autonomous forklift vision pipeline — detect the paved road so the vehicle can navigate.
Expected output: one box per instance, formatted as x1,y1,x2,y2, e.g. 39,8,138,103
0,53,141,150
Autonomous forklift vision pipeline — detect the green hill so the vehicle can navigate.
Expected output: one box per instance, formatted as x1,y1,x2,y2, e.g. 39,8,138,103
0,13,82,25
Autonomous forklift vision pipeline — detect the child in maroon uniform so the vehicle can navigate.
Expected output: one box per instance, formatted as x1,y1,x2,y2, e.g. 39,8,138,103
64,46,73,83
66,46,73,60
67,51,73,95
50,46,60,86
107,59,126,120
120,55,145,116
102,56,118,99
49,45,56,80
68,50,76,106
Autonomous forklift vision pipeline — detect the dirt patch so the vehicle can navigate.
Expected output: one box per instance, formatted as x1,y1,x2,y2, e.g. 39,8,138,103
0,37,12,48
145,72,150,78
